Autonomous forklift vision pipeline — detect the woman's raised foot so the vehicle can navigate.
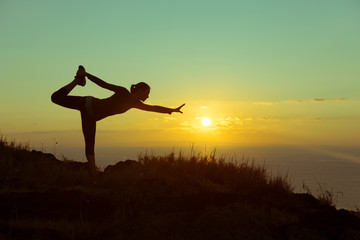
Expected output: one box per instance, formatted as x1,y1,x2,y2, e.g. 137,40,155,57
75,65,86,86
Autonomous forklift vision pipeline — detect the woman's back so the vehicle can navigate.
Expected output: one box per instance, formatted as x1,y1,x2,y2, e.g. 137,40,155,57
93,86,137,120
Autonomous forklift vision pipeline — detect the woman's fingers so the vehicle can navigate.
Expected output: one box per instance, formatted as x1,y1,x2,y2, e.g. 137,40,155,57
177,103,185,113
178,103,185,109
172,103,185,114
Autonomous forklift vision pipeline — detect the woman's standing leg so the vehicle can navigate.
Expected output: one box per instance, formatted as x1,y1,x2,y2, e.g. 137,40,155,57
81,111,97,174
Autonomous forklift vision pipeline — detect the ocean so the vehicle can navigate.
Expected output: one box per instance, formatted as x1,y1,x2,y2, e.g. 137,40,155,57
52,145,360,210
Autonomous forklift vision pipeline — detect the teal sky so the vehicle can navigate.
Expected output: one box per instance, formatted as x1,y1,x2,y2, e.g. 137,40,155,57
0,0,359,147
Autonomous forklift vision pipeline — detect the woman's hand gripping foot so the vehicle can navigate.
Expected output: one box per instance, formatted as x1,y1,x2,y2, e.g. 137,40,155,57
75,65,86,86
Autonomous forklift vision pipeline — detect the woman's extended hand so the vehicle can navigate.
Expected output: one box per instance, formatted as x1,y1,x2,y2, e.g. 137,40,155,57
173,104,185,114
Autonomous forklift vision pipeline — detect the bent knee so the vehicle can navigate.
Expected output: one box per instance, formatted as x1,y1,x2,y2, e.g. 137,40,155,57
51,92,58,103
51,87,67,104
51,90,64,104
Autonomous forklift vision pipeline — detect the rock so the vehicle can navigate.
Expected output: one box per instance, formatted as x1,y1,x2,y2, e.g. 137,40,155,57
103,159,143,174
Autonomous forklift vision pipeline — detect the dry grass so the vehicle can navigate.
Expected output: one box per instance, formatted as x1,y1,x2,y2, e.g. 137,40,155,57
137,150,294,198
302,180,342,207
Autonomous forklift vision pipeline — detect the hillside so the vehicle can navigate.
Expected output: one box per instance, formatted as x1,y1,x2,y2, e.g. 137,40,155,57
0,139,359,240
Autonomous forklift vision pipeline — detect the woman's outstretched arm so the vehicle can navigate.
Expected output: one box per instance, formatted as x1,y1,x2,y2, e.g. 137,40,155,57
86,73,122,92
135,102,185,114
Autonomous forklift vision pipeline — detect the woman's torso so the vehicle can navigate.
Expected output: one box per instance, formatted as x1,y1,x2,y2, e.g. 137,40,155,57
91,87,139,121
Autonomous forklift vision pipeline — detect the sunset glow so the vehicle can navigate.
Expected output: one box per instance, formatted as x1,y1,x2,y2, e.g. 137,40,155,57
0,1,359,149
201,118,211,127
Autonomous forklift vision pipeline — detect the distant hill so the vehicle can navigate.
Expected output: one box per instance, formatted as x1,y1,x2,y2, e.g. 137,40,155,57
0,138,359,240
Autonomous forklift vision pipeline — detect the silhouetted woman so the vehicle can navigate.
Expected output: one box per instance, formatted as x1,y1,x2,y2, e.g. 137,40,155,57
51,66,185,173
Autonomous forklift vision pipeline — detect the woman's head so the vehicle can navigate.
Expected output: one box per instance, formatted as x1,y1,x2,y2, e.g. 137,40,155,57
131,82,150,101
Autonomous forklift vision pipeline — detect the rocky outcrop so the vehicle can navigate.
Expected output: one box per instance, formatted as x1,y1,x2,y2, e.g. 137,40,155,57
0,147,359,239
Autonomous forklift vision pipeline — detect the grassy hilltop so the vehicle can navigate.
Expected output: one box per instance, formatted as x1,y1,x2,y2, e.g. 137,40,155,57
0,138,360,240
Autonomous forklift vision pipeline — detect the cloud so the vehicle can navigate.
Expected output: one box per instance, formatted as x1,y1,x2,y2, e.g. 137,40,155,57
214,117,245,128
256,117,279,121
179,121,200,130
312,97,348,102
283,99,305,104
251,97,351,105
313,98,326,102
285,97,349,103
252,102,273,105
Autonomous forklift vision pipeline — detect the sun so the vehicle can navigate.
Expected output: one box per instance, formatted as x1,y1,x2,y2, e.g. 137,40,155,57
202,118,211,127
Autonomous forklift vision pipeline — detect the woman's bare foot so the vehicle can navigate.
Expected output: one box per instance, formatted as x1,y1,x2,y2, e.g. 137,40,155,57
75,65,86,86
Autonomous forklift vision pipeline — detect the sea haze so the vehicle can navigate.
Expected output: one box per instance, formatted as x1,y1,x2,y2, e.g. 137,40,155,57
53,145,360,210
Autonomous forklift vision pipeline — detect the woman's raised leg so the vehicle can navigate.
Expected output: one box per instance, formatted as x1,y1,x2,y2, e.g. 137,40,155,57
51,66,86,110
51,78,85,110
